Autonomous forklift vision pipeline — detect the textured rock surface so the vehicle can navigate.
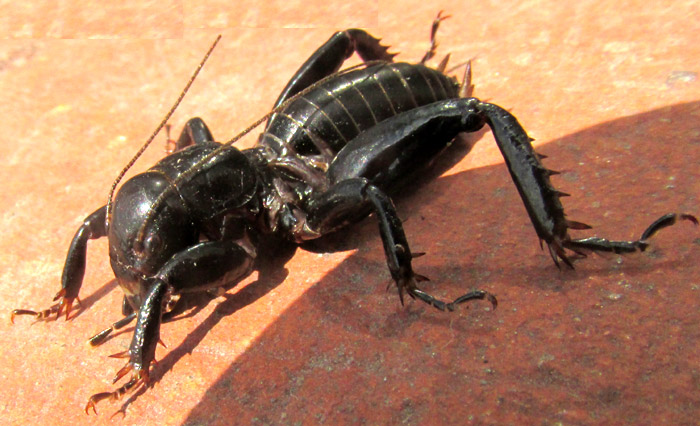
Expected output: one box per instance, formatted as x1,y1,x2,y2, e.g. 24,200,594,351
1,1,698,424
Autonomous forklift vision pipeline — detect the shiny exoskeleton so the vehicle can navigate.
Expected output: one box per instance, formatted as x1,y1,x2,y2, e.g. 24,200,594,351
12,14,697,414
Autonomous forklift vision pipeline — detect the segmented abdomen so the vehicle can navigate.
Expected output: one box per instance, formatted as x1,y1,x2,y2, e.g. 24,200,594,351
258,62,460,158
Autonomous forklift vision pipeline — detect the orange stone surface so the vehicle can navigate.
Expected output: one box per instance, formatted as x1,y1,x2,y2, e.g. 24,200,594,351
1,1,698,424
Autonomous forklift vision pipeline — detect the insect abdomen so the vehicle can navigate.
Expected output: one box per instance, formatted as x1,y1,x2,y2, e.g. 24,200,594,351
259,62,460,157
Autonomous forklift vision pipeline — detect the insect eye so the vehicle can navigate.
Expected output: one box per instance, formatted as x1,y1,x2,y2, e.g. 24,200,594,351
144,233,163,253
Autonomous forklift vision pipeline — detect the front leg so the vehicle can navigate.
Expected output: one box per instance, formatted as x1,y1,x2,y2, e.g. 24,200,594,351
12,205,107,322
296,178,497,312
85,239,255,414
85,280,169,414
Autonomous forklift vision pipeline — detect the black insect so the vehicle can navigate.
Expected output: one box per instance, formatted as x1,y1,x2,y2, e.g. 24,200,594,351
11,13,697,414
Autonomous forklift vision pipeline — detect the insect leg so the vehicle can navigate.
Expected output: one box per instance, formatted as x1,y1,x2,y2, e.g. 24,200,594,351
11,205,107,322
270,29,396,111
472,100,697,266
173,117,215,150
87,311,137,347
420,10,451,64
85,280,168,415
301,178,497,312
563,213,698,255
85,239,255,414
326,96,694,268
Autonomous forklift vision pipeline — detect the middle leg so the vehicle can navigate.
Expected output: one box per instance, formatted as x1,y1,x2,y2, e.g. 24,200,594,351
296,177,497,312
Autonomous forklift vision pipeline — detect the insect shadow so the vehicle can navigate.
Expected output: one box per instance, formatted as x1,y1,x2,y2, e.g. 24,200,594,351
113,101,698,419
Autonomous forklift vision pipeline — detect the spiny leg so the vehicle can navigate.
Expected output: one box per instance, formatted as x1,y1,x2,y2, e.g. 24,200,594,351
299,178,497,312
473,101,698,266
261,28,397,156
365,185,497,311
10,293,82,323
85,240,255,414
322,96,696,270
85,281,168,415
562,213,698,259
270,28,396,111
165,116,215,154
421,10,451,64
85,366,149,415
11,205,107,322
88,312,137,347
641,213,698,240
411,289,499,312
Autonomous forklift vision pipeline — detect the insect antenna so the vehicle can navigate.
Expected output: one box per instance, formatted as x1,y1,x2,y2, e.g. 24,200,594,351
105,35,222,230
135,60,390,248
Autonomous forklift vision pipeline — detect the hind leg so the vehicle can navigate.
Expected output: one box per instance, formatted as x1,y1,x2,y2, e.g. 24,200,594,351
562,213,698,261
271,29,396,110
420,10,451,64
323,97,697,269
